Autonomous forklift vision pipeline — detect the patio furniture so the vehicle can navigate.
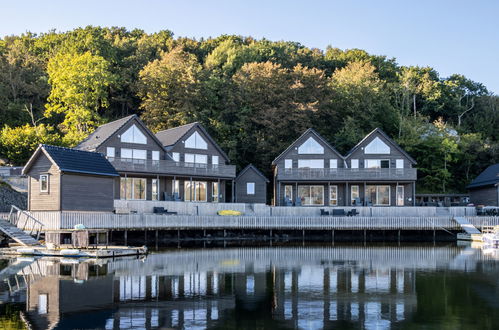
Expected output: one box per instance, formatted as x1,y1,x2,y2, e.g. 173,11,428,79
332,209,346,216
295,198,302,206
284,197,293,206
320,209,330,216
153,207,177,215
347,209,359,216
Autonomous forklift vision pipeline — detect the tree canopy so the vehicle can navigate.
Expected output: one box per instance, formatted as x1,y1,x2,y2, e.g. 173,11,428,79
0,26,497,193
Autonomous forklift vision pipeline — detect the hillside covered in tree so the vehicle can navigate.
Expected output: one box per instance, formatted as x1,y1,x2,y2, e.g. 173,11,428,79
0,26,498,193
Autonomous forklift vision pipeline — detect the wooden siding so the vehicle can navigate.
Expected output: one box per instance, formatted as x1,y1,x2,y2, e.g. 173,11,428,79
60,173,115,211
167,126,227,165
235,168,267,204
345,130,414,169
26,153,61,211
95,117,165,162
469,186,498,206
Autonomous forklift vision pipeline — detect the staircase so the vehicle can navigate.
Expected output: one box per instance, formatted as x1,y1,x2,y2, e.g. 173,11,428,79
0,205,43,246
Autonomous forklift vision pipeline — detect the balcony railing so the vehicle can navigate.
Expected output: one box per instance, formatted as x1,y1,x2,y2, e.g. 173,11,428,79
277,167,417,181
108,157,236,178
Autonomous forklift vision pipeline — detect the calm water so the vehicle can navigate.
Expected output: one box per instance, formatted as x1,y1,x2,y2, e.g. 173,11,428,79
1,243,499,329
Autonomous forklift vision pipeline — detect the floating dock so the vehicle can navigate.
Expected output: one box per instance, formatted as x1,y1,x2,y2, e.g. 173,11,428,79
0,245,147,258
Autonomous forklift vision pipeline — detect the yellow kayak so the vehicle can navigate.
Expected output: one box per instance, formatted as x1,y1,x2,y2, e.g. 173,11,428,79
217,210,242,216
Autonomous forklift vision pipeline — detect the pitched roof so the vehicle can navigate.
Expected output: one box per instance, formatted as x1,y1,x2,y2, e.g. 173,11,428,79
236,164,270,183
23,145,119,177
76,115,136,151
155,122,230,162
467,164,499,189
345,128,417,164
272,128,344,165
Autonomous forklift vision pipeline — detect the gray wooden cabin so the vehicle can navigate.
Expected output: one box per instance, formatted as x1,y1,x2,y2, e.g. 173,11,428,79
76,115,236,203
272,128,417,207
22,145,119,211
234,164,269,204
467,163,499,206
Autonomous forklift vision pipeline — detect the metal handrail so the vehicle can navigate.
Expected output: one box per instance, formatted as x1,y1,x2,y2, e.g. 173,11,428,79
277,167,417,181
9,205,44,240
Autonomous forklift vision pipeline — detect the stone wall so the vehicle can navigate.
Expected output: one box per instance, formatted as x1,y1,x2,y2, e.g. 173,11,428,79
0,181,27,211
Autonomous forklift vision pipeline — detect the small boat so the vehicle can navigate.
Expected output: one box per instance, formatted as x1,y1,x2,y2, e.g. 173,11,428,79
481,226,499,248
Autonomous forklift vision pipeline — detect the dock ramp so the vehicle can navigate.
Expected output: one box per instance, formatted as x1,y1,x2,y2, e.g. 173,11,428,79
0,205,43,246
454,217,481,234
0,219,42,246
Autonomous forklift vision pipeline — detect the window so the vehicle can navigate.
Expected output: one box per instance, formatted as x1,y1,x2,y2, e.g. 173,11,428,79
120,177,147,200
396,186,404,206
351,185,359,205
284,185,293,203
38,294,48,314
330,159,338,169
365,185,391,206
152,151,160,161
152,179,159,200
396,159,404,169
185,153,207,165
212,182,219,202
298,137,324,154
298,159,324,169
365,159,390,169
121,148,147,160
185,131,208,149
171,152,180,162
212,155,219,167
284,159,292,169
364,137,390,154
40,175,49,193
172,179,179,196
351,159,359,169
330,185,338,206
106,147,115,158
298,185,324,206
184,181,207,202
247,182,255,195
121,124,147,144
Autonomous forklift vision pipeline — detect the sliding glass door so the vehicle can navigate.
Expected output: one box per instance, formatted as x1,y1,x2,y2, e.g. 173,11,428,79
184,181,207,202
365,185,391,206
298,185,324,206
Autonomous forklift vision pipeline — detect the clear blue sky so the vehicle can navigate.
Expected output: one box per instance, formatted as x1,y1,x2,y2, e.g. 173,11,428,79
2,0,498,94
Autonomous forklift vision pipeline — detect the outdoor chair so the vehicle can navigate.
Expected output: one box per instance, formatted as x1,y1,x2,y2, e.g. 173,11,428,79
347,209,359,216
295,199,302,206
284,197,293,206
320,209,330,216
353,197,362,206
173,192,182,201
332,209,346,216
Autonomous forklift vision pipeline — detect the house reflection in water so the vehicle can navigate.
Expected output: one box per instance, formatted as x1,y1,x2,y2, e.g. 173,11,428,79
20,246,458,329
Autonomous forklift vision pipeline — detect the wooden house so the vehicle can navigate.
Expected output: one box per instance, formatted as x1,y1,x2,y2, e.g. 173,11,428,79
272,128,417,206
234,164,269,204
23,145,119,211
467,164,499,206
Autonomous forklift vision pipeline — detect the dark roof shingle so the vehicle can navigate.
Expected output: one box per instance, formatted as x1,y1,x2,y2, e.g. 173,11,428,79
27,145,119,177
155,122,198,147
467,164,499,189
76,115,135,151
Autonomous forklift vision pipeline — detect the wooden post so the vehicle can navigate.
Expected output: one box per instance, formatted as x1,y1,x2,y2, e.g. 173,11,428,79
124,230,128,246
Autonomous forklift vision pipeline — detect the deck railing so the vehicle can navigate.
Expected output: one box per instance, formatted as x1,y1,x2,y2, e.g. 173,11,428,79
108,157,236,178
277,167,417,181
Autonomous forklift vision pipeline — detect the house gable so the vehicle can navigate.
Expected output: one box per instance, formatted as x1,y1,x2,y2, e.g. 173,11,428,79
272,128,344,169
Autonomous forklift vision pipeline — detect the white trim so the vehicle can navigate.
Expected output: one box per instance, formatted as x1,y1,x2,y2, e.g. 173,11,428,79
329,185,338,206
39,174,49,193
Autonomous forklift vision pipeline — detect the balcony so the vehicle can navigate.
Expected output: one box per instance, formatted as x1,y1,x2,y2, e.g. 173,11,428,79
277,167,417,181
108,158,236,178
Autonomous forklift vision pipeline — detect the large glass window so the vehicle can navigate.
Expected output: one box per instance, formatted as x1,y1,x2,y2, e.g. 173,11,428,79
351,185,359,205
120,177,147,200
121,124,147,144
396,186,404,206
298,159,324,168
298,137,324,154
298,185,324,206
184,181,207,202
212,182,219,202
364,137,390,154
365,185,391,206
365,159,390,168
330,185,338,206
121,148,147,160
185,153,208,166
185,131,208,149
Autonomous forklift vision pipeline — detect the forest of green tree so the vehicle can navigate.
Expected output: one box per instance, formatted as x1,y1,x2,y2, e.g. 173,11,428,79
0,26,498,193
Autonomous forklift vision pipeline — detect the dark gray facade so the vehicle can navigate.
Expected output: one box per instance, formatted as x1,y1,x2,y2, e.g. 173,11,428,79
467,164,499,206
273,128,417,207
235,165,269,204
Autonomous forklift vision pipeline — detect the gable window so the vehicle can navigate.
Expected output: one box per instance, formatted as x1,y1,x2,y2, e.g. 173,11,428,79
247,182,255,195
284,159,292,169
330,159,338,169
171,152,180,162
351,159,359,169
40,175,49,193
396,159,404,169
185,131,208,150
106,147,115,158
364,137,390,154
298,137,324,154
365,159,390,169
298,159,324,169
121,124,147,144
